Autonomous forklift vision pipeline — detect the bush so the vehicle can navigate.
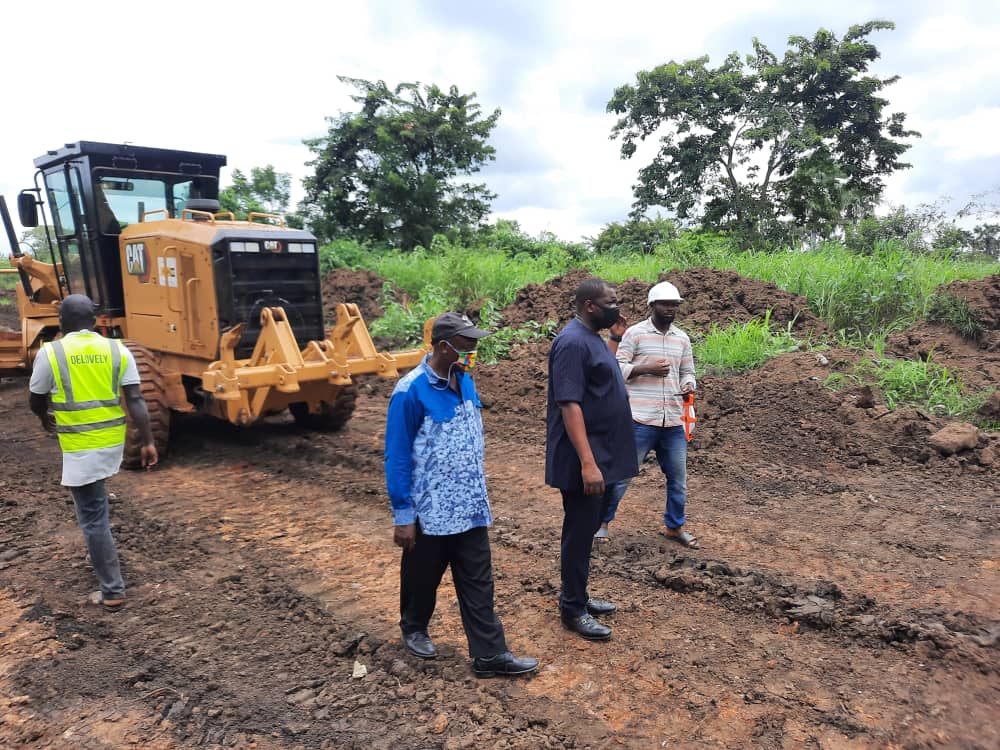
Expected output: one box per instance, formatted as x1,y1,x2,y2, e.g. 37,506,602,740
589,216,679,255
474,301,557,364
318,239,376,274
844,207,930,255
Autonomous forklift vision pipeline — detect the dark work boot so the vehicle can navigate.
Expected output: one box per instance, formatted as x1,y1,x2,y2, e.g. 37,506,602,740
472,651,539,678
585,598,616,616
561,613,612,641
402,630,437,659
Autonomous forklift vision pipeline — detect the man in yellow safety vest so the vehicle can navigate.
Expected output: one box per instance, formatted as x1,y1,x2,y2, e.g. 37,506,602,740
29,294,158,611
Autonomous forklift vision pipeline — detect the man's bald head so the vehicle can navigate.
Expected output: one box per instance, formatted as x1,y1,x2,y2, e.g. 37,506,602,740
59,294,97,333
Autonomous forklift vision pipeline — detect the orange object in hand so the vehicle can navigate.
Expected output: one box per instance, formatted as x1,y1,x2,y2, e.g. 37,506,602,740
680,392,697,442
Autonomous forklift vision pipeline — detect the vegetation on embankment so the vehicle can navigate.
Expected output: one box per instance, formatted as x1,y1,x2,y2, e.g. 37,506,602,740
320,230,996,346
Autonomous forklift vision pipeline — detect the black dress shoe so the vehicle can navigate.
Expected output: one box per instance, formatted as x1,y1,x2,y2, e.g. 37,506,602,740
586,598,616,616
472,651,539,678
402,630,437,659
561,613,612,641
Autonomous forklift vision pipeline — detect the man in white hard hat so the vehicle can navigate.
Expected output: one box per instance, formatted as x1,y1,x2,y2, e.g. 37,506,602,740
598,281,699,548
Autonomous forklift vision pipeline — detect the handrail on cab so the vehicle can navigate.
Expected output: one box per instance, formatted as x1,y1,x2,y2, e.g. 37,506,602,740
247,212,286,227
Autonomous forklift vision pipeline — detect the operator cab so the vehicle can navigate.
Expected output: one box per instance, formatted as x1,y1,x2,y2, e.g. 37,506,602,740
20,141,226,317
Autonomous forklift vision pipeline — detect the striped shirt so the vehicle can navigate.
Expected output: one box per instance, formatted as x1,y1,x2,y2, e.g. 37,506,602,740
616,317,696,427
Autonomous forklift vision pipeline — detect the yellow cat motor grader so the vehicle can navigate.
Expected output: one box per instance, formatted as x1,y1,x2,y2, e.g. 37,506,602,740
0,141,426,466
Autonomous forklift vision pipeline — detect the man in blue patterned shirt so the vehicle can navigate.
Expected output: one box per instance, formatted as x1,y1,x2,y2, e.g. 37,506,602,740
384,312,538,678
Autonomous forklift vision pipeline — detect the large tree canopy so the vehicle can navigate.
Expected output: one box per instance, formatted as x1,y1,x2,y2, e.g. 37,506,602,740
300,77,500,249
608,20,919,247
219,165,292,220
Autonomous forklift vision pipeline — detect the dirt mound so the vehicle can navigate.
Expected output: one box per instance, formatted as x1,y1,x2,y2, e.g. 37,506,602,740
886,322,1000,390
496,268,592,329
693,351,996,475
939,273,1000,330
499,267,827,337
476,344,997,477
0,288,19,331
320,268,393,327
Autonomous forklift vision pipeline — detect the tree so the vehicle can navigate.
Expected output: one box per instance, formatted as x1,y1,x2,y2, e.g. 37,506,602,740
608,21,918,248
970,223,1000,258
588,215,679,254
218,165,291,220
17,226,53,256
300,77,501,250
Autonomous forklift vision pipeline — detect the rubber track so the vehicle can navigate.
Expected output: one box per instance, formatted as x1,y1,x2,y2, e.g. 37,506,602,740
121,341,171,469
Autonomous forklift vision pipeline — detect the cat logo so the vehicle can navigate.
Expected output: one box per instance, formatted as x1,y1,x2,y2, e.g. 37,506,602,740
125,242,150,283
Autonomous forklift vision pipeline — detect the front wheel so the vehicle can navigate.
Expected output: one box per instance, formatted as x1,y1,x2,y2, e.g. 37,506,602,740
289,385,358,431
121,342,171,469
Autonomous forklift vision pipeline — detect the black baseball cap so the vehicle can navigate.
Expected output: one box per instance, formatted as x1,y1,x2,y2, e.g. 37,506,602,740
431,312,490,343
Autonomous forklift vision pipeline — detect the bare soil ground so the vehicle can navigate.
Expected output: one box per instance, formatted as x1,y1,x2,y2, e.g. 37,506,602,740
1,272,998,749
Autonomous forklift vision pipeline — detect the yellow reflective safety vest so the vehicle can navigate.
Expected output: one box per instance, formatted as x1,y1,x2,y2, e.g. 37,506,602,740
42,333,129,453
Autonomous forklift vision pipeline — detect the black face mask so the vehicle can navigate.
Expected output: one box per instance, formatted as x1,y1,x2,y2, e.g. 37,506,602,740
593,303,621,330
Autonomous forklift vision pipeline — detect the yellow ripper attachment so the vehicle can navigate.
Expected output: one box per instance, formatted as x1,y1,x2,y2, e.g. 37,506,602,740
202,302,426,426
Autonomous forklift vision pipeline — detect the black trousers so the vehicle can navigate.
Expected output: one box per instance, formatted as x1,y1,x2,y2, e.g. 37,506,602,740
400,525,507,658
559,487,614,617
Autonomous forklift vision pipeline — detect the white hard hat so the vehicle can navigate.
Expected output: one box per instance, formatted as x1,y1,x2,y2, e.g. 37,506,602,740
647,281,683,304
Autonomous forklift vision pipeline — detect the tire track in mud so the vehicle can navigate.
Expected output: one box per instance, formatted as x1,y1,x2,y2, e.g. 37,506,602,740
164,400,999,745
4,479,581,748
3,386,999,748
105,448,999,748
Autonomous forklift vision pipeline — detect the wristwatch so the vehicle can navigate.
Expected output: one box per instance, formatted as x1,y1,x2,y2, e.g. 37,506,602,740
609,334,623,342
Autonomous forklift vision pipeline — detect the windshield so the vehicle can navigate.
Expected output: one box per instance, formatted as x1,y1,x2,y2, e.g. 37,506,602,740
95,172,215,232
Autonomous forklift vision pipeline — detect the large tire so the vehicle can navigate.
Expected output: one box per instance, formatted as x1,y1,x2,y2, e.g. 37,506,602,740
289,385,358,432
121,342,171,469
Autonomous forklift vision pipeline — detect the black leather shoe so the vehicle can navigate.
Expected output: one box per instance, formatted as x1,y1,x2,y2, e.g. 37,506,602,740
402,630,437,659
586,598,616,616
561,613,612,641
472,651,539,678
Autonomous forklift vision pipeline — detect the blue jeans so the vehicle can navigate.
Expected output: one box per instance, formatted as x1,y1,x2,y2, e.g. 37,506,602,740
605,423,687,529
69,480,125,599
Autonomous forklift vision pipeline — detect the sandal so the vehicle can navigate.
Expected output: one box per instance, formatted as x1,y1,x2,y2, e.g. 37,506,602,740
662,529,699,549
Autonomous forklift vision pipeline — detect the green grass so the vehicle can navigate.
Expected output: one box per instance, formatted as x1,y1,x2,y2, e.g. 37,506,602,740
693,312,802,375
369,288,556,362
324,232,995,347
590,238,995,343
825,353,993,422
925,293,986,339
0,264,19,290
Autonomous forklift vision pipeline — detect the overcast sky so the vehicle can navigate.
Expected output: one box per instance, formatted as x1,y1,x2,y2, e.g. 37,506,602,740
2,0,998,245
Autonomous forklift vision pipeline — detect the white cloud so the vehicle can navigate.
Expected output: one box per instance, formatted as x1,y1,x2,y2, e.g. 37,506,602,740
924,107,1000,160
1,0,998,246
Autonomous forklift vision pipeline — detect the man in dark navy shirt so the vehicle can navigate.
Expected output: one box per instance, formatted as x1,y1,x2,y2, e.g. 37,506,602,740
546,278,638,640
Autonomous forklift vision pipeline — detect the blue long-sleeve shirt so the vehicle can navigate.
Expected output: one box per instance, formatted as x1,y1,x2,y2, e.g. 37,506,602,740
384,357,492,535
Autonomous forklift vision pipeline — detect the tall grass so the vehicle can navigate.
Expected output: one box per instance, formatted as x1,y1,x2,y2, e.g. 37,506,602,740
593,238,994,342
322,232,997,346
322,236,573,311
694,312,802,375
